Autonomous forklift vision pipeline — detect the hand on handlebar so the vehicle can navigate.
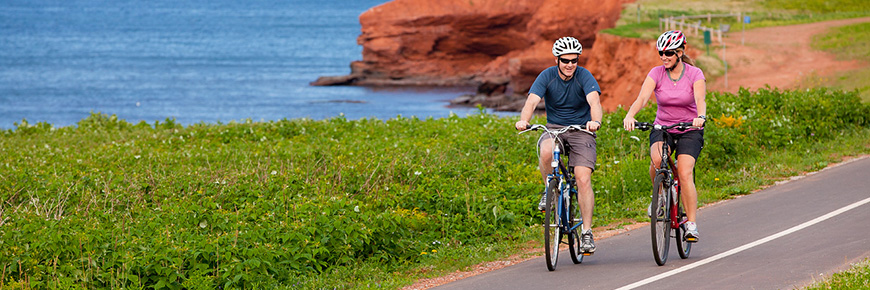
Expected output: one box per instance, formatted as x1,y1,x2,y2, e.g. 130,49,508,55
623,117,637,132
515,120,530,131
586,120,600,132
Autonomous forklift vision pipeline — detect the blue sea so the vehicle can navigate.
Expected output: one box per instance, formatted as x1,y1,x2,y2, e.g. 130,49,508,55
0,0,513,129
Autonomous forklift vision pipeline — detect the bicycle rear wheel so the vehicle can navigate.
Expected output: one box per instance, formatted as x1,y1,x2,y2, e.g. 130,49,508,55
543,178,561,271
651,173,671,266
567,186,584,264
675,193,692,259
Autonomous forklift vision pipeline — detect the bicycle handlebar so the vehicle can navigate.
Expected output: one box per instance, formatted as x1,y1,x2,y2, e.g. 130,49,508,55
634,122,702,132
519,124,594,136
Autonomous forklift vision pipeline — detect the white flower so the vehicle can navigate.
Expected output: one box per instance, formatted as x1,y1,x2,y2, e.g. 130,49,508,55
271,170,277,175
414,171,422,176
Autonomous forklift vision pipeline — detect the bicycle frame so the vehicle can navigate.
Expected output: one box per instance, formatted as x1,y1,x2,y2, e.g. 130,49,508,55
654,133,683,230
636,121,700,265
546,136,582,235
520,124,594,270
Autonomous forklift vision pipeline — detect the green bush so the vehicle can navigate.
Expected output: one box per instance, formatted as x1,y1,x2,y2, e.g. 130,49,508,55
1,88,869,289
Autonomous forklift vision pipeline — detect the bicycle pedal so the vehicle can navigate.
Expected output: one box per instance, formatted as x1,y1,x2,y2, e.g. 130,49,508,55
582,252,594,256
686,237,698,243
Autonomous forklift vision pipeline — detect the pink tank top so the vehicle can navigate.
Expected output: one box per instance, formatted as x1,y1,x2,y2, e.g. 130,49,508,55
648,63,705,133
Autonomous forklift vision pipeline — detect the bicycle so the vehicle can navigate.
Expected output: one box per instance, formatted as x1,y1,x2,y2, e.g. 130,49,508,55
519,124,594,271
634,121,700,266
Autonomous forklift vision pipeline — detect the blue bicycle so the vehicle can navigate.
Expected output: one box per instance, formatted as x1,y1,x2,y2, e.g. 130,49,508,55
520,124,593,271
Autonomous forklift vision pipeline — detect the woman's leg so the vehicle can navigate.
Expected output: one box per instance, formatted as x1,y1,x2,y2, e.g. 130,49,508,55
675,154,698,222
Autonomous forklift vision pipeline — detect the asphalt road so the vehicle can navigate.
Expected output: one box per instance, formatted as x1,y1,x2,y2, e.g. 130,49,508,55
434,157,870,290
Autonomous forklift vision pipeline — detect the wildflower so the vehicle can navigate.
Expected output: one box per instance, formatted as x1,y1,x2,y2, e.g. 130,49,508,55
414,171,422,176
271,170,277,175
714,178,720,181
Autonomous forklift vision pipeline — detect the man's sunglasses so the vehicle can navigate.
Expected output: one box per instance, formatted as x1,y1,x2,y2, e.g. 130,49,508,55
558,57,579,64
658,50,678,57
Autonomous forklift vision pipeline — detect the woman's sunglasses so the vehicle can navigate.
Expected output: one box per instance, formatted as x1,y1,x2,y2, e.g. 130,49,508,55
658,50,678,57
558,57,579,64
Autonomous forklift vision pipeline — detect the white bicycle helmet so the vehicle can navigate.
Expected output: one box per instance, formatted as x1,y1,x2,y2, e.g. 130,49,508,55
552,36,583,57
656,30,686,51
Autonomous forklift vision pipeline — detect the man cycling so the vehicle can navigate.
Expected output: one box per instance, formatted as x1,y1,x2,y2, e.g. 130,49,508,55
515,36,603,254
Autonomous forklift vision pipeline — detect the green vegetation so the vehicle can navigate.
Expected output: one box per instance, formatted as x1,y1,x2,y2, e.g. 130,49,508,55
813,22,870,61
810,22,870,102
2,87,869,289
805,259,870,290
603,0,870,39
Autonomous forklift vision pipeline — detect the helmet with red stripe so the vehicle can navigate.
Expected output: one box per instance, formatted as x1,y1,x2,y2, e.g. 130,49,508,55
656,30,686,51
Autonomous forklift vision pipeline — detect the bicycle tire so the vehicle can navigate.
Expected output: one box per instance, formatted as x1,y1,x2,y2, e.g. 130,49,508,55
651,173,671,266
675,193,692,259
567,186,584,264
544,178,561,271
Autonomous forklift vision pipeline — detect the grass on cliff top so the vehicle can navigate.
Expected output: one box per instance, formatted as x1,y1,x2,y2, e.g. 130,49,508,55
604,0,870,39
805,22,870,102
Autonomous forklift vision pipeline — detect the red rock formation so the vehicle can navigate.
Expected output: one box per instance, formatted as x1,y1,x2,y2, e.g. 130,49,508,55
584,33,660,111
313,0,671,111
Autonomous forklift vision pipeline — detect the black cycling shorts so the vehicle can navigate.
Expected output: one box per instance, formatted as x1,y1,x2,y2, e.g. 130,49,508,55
649,129,704,160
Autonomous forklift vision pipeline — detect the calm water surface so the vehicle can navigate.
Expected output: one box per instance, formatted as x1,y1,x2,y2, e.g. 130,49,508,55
0,0,513,129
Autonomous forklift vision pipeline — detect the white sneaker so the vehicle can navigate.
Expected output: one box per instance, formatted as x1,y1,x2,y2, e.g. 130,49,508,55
684,222,699,242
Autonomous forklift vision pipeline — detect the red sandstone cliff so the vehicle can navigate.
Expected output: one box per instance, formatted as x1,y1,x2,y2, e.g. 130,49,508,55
312,0,672,111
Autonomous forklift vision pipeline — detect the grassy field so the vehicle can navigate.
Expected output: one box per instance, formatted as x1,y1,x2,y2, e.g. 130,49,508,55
604,0,870,39
2,87,869,289
810,22,870,102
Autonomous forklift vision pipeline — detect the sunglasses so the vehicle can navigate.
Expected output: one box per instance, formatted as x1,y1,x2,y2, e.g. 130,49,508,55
558,57,579,64
658,50,678,57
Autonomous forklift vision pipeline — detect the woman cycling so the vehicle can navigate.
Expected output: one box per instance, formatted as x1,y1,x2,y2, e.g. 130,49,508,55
622,30,707,242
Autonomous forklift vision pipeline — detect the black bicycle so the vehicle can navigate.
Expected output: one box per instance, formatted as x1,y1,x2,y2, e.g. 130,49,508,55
520,124,594,271
634,121,700,266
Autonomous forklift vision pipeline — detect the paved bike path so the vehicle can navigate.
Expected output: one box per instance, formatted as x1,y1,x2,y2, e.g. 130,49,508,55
433,157,870,290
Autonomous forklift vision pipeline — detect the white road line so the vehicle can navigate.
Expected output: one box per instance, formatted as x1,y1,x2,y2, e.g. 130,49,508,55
616,196,870,290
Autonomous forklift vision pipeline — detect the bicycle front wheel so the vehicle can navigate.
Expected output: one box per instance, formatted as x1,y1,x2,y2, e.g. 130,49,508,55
543,178,561,271
651,173,671,266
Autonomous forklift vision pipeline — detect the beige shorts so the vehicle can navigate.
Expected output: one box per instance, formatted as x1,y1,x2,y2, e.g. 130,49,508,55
538,124,597,171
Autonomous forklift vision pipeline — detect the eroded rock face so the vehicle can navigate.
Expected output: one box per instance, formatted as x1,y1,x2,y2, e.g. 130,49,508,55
313,0,662,111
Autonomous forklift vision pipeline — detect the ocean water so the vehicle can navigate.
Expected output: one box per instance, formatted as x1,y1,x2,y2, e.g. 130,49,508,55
0,0,513,129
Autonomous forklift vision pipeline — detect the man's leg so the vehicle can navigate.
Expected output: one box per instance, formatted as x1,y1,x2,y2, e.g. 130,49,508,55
575,166,595,253
536,138,555,211
574,166,594,231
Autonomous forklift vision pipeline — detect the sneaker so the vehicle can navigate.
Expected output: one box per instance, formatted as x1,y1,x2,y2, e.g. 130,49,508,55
537,190,547,211
580,229,596,254
684,222,699,243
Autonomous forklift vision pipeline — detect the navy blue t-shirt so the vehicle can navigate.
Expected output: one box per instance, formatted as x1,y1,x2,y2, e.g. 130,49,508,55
529,66,601,126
